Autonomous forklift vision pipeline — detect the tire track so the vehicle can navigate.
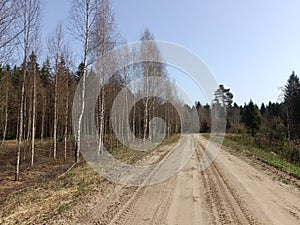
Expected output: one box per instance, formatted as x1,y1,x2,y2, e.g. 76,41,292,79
49,135,300,225
106,137,188,225
196,140,261,224
110,176,177,225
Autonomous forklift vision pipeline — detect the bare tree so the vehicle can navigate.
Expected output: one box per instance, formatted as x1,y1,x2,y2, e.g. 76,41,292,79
57,54,72,161
140,29,163,141
69,0,99,162
16,0,41,181
64,73,69,161
122,43,131,144
140,29,152,142
129,46,140,141
30,6,41,166
47,24,66,160
27,51,38,166
0,0,23,63
90,0,118,155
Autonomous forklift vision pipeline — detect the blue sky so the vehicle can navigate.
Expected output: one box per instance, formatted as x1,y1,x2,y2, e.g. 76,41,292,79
42,0,300,106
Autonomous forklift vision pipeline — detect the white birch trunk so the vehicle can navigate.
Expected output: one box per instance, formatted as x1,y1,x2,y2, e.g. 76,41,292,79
143,67,149,142
31,56,36,166
76,0,90,163
53,55,58,159
16,0,28,181
64,75,69,161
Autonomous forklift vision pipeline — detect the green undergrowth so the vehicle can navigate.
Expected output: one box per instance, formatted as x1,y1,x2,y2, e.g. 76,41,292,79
202,133,300,179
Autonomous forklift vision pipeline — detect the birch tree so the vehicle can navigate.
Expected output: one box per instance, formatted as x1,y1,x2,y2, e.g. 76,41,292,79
47,24,65,159
30,6,41,166
89,0,117,155
57,55,71,161
69,0,99,162
140,29,155,141
140,28,166,141
28,51,38,166
16,0,40,181
0,0,23,63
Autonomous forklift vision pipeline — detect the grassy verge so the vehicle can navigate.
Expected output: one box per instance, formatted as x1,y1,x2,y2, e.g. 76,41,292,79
109,134,180,164
159,134,180,146
203,133,300,179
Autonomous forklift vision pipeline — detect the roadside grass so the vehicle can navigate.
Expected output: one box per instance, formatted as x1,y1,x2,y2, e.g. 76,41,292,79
0,134,180,224
202,133,300,179
0,163,104,224
159,134,180,146
109,144,147,164
109,134,180,164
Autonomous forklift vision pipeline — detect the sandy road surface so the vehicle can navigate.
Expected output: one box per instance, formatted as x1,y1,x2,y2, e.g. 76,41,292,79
53,134,300,225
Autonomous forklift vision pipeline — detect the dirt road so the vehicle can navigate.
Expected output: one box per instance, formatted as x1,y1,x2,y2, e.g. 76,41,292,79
52,134,300,225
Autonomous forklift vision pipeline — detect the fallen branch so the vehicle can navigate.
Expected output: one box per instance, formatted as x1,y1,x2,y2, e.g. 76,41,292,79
56,160,81,179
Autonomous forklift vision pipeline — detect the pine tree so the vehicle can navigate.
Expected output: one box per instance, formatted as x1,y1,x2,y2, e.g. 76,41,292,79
283,71,300,141
241,100,261,137
213,84,234,107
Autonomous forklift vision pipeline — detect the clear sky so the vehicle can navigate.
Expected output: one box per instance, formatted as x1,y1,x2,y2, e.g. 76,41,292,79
42,0,300,106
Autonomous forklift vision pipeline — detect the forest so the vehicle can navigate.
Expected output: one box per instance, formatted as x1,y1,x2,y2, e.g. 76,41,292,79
195,74,300,168
0,0,184,182
0,0,299,185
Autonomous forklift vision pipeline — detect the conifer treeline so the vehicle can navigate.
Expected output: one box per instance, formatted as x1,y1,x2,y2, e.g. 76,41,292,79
195,73,300,166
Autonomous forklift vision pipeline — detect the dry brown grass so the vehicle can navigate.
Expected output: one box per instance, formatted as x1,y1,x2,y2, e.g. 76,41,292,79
0,163,104,224
0,135,180,224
